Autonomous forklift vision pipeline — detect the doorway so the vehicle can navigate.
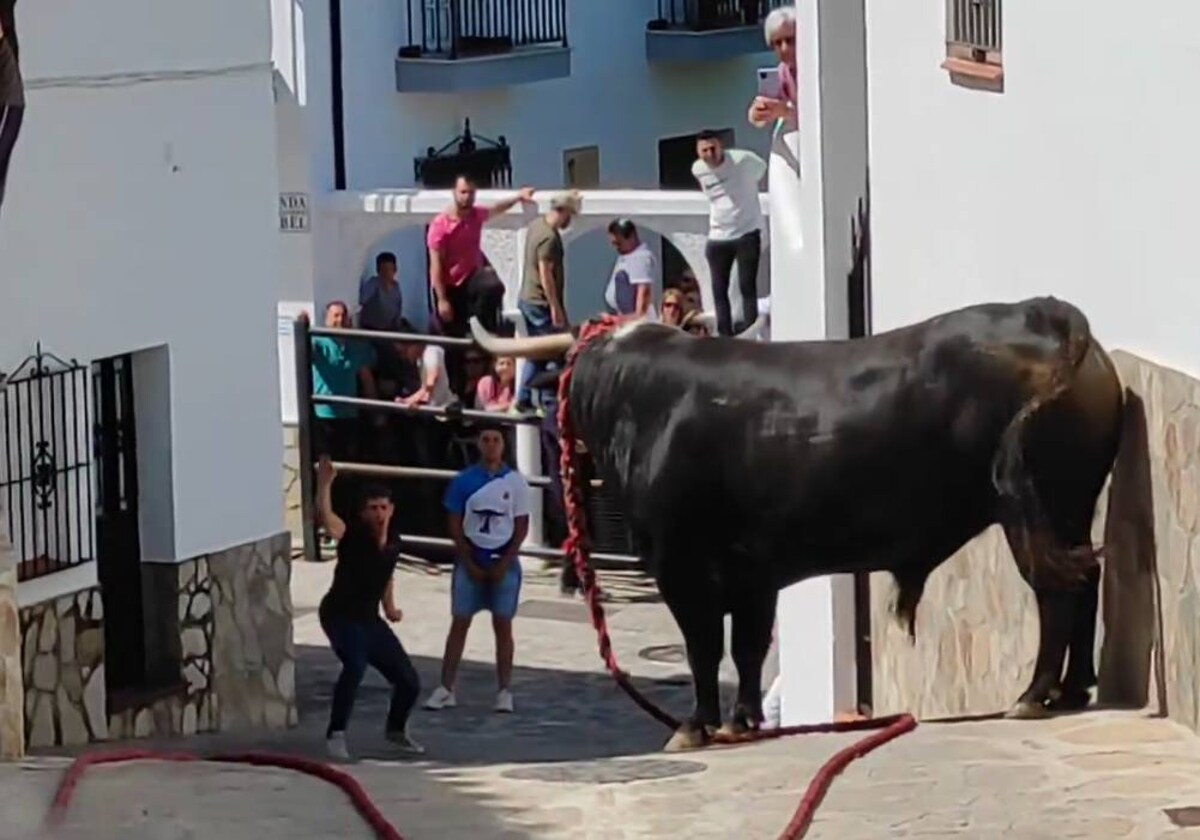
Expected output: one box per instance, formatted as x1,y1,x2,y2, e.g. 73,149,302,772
93,353,146,703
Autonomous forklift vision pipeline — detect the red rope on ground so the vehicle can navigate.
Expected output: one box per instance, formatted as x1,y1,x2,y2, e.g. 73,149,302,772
555,314,919,840
45,749,404,840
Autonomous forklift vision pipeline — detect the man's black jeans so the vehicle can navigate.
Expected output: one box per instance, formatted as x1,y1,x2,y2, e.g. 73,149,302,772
705,229,762,337
320,611,421,736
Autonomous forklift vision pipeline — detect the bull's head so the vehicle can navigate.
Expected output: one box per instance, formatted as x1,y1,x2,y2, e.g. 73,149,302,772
468,311,769,359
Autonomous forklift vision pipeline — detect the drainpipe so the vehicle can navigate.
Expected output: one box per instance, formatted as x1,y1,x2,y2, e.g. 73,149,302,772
329,0,347,189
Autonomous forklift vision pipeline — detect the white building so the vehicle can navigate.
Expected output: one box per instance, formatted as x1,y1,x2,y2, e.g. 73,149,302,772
0,0,295,755
271,0,783,329
775,0,1200,729
865,0,1200,379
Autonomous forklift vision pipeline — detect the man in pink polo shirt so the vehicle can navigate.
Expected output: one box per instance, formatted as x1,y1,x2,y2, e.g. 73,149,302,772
427,175,535,339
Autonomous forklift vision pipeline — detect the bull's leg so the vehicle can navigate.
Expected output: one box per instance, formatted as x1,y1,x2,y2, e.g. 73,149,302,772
1007,586,1076,719
722,585,776,736
1001,524,1079,720
659,578,724,752
1050,561,1101,712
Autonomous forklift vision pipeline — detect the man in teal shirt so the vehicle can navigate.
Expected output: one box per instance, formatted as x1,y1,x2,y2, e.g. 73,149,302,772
312,300,377,525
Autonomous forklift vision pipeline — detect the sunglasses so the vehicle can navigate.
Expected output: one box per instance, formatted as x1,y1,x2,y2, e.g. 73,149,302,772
663,302,681,309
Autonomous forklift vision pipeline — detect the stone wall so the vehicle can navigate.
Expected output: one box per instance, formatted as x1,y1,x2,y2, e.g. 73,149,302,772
17,531,295,749
208,531,297,731
868,350,1199,731
0,493,22,759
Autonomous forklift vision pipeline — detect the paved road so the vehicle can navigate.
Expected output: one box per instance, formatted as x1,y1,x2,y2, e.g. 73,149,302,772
6,559,1200,838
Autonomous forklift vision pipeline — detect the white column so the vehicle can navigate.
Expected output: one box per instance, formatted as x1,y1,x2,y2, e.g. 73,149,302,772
770,125,845,726
770,0,868,726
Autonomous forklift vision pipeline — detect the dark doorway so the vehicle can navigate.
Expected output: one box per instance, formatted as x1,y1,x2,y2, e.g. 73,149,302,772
657,129,735,289
93,354,145,700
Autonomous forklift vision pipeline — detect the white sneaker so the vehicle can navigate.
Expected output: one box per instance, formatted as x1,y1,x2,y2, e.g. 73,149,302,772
494,689,514,713
326,731,351,761
423,685,457,710
385,727,426,756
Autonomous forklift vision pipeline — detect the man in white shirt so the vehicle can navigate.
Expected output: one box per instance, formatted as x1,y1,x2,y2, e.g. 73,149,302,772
691,130,767,336
605,218,658,320
394,335,454,408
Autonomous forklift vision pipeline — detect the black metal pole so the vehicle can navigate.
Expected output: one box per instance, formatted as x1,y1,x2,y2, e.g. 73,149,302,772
293,315,319,564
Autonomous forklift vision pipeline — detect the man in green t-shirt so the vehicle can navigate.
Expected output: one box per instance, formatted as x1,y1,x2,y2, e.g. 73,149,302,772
515,191,579,414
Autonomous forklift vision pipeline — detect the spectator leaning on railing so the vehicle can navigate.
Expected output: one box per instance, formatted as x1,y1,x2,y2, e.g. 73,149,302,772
748,5,798,132
427,175,535,340
310,301,377,529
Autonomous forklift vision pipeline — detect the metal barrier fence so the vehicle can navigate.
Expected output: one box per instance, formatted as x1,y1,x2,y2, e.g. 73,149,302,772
292,315,637,566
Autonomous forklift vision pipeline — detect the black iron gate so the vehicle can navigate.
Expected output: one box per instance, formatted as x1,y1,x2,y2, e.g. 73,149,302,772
92,353,145,697
1,346,93,582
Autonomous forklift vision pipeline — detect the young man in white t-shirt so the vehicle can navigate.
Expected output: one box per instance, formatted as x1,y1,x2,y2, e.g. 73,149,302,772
691,130,767,336
424,425,531,714
604,218,658,320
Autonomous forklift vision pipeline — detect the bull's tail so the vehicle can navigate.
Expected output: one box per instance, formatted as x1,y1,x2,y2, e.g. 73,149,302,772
990,301,1104,587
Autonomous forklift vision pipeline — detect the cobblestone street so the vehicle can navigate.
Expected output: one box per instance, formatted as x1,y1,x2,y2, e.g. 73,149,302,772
5,557,1200,838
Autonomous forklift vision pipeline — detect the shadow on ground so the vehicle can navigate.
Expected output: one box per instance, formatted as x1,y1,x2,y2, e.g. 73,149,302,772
295,645,700,766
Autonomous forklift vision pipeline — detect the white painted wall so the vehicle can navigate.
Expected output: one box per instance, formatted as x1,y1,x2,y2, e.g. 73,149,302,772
865,0,1200,376
2,0,285,564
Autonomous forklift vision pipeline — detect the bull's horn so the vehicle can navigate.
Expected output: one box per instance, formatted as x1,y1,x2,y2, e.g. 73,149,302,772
469,317,576,359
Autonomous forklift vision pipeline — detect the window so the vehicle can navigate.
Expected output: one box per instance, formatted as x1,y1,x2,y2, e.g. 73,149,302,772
942,0,1003,90
563,146,600,189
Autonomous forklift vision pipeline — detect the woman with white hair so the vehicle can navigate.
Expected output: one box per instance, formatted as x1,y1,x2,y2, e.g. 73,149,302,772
748,5,798,131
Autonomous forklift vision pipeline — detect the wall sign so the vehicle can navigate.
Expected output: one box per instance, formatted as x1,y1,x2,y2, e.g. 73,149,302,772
279,192,310,233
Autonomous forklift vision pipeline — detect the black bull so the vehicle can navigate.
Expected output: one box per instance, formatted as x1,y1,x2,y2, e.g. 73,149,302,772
471,296,1124,750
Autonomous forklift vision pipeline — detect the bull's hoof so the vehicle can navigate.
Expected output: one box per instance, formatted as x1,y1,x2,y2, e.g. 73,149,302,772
1047,684,1092,713
663,726,709,752
716,720,754,740
1005,700,1050,720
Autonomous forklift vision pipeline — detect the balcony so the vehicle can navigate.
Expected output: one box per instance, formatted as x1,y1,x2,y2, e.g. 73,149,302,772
396,0,571,93
646,0,782,64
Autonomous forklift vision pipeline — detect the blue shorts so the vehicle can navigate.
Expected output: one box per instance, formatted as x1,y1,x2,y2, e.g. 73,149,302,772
451,554,522,620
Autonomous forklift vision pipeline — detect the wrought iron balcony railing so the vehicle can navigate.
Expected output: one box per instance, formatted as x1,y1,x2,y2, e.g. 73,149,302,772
648,0,785,33
400,0,568,60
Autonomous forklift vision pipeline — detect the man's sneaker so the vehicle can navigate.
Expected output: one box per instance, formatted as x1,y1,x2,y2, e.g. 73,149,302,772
423,685,457,710
494,689,515,713
326,731,351,761
385,728,426,756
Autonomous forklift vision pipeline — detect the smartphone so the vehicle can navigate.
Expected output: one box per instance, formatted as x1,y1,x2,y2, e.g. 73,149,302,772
756,66,783,99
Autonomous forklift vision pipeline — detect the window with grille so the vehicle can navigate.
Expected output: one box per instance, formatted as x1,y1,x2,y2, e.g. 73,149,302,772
944,0,1003,86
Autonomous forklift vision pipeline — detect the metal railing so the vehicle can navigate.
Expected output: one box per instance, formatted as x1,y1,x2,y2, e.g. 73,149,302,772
401,0,569,60
293,316,638,567
1,346,94,582
947,0,1002,55
651,0,785,32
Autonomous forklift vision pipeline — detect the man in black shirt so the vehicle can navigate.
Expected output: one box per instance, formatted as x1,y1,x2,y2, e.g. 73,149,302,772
0,0,24,219
316,456,423,760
